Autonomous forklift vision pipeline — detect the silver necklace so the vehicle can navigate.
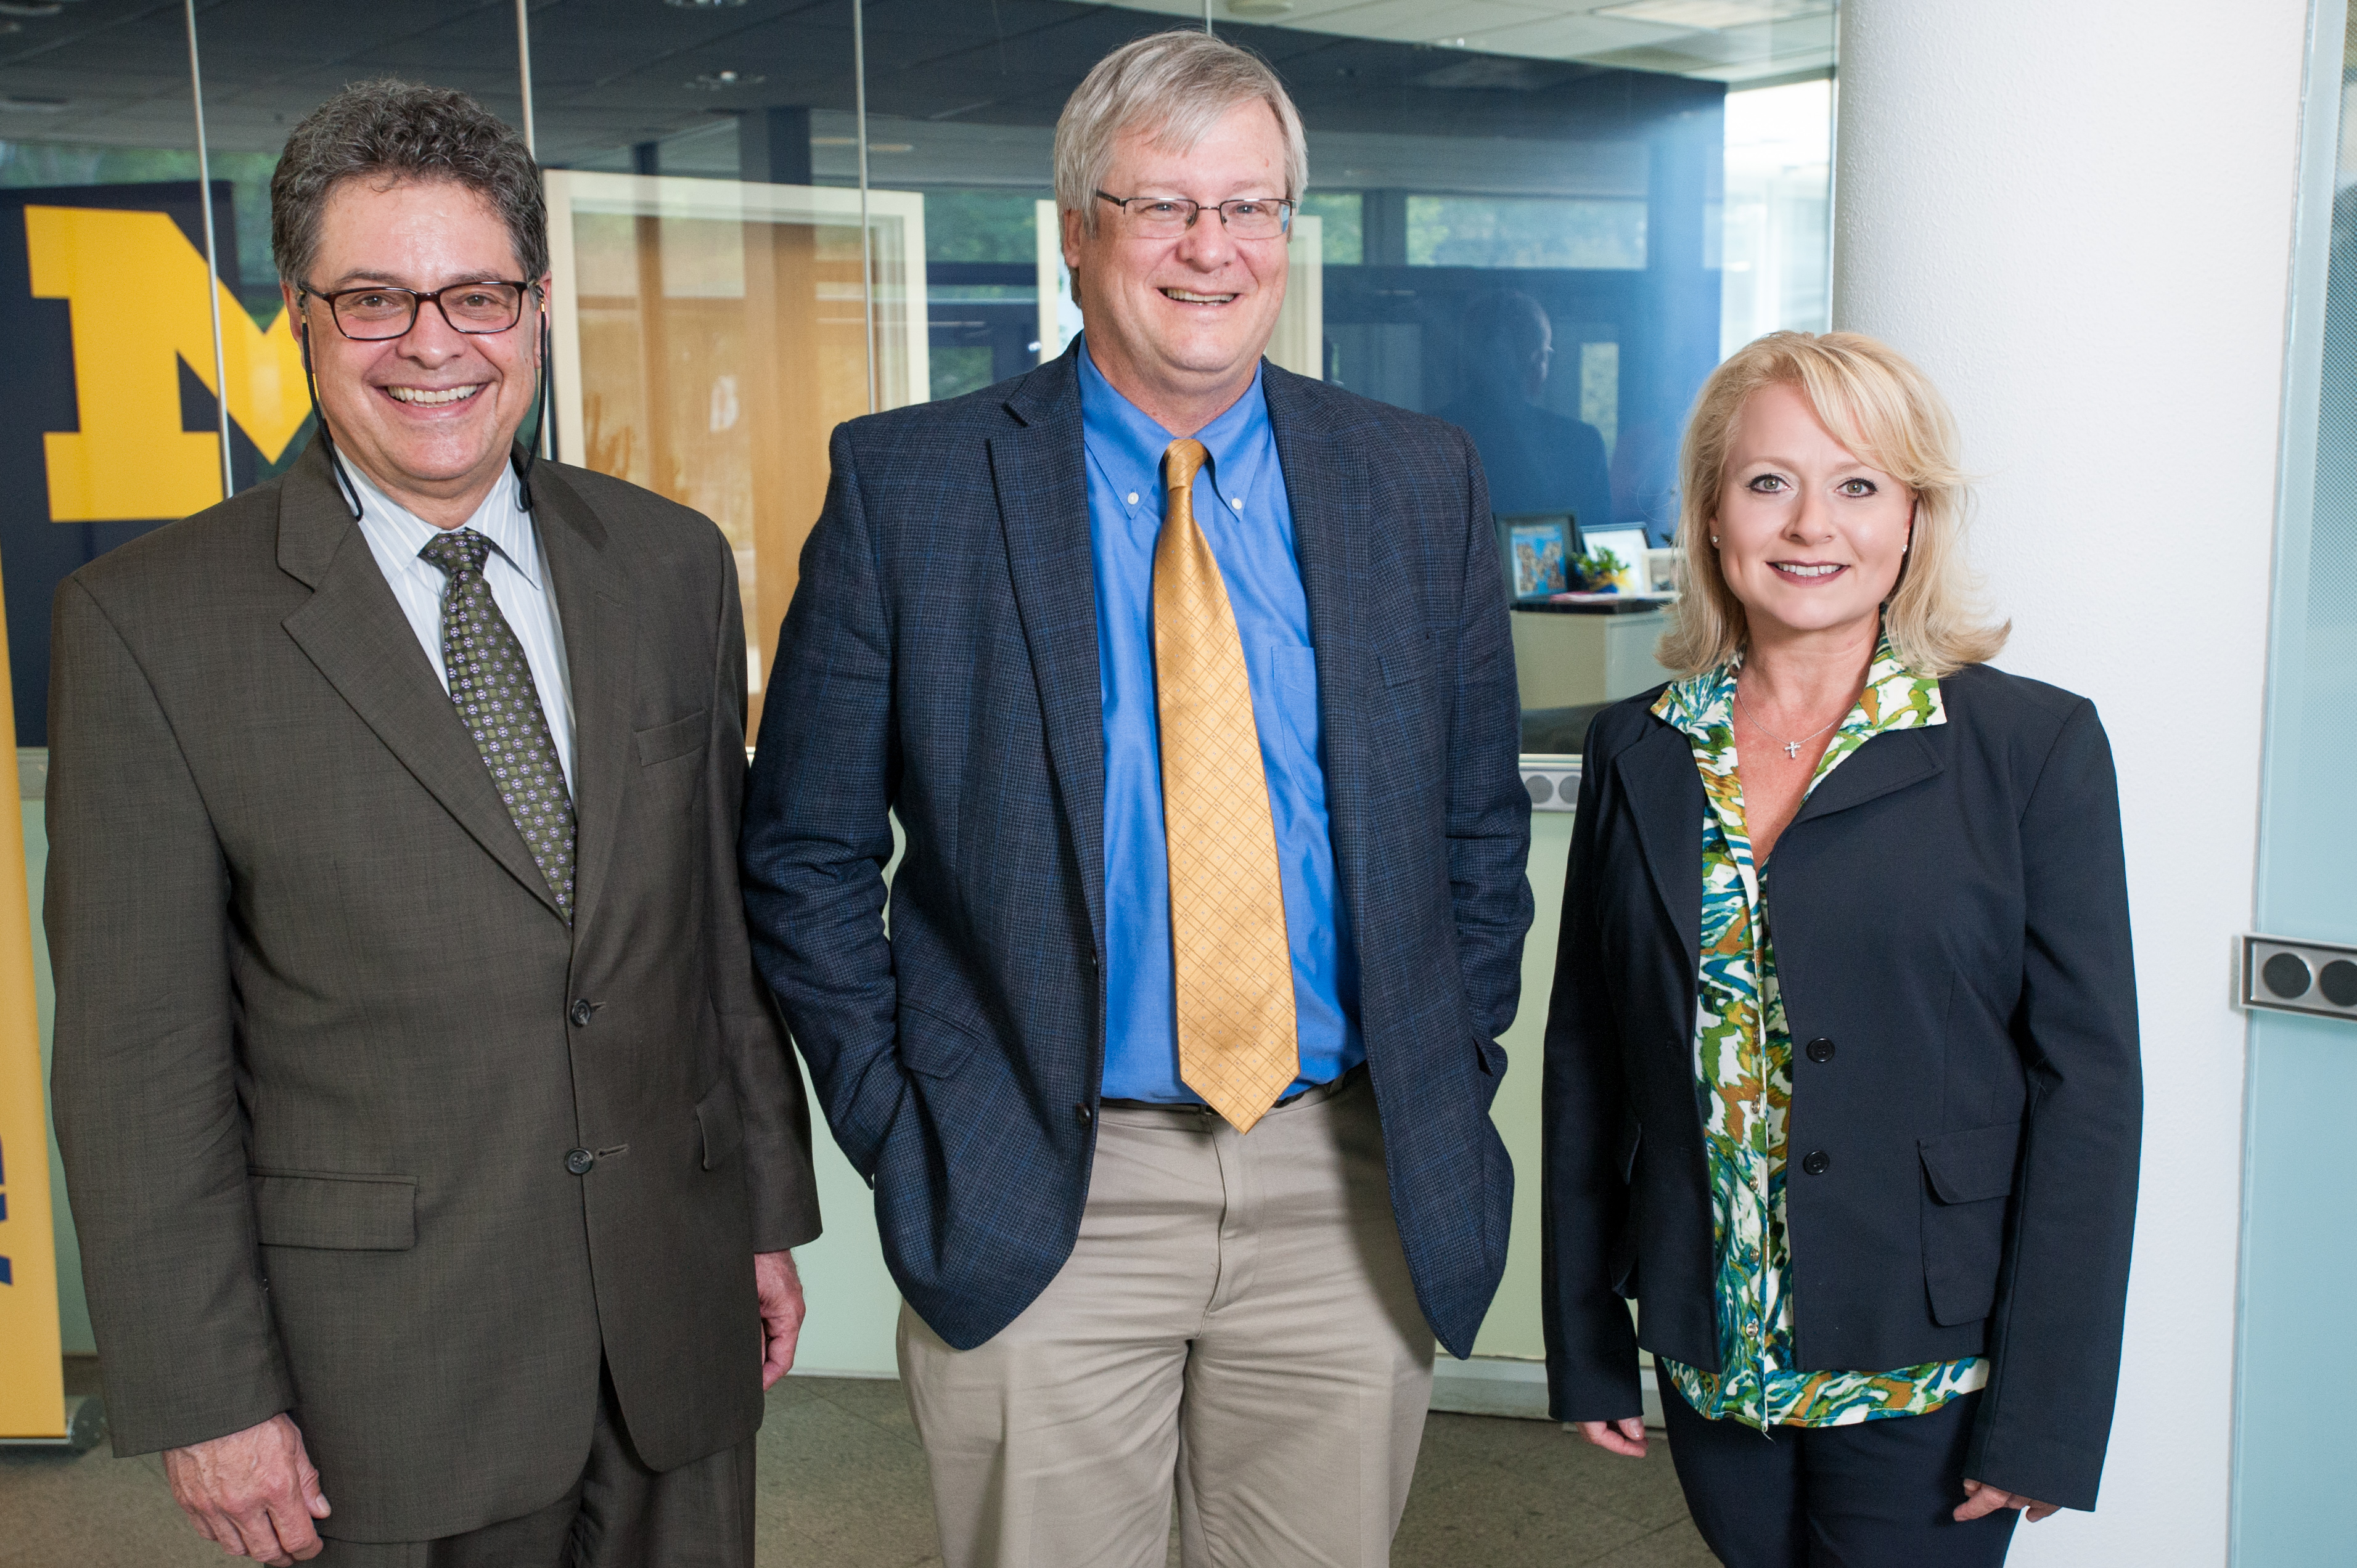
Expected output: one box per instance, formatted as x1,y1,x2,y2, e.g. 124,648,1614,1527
1734,687,1845,759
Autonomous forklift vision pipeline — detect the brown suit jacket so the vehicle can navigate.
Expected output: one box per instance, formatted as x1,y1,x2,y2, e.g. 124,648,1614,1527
45,439,820,1543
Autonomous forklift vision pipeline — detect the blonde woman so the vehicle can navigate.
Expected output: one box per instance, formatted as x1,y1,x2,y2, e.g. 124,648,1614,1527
1539,332,2141,1565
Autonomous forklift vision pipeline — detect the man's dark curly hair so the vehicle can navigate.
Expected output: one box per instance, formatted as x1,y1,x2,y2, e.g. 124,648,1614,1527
271,78,547,288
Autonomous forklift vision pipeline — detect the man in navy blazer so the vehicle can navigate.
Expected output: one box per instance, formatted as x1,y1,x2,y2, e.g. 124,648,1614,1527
742,30,1530,1567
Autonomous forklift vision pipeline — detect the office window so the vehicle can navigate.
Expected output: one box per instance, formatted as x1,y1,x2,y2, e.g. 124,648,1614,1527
2,0,1834,740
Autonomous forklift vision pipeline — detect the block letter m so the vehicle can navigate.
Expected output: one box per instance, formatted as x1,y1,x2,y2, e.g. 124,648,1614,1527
27,205,313,523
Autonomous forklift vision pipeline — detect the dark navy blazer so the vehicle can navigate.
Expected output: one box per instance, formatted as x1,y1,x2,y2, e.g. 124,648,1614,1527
1541,663,2142,1511
742,348,1534,1357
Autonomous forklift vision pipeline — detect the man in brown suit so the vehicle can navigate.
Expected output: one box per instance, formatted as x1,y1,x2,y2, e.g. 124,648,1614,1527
45,80,818,1566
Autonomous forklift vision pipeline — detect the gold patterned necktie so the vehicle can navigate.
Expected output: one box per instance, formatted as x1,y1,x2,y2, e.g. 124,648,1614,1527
1153,438,1298,1132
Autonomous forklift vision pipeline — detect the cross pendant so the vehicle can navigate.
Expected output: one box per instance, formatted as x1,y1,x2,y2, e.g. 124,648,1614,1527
1784,740,1802,759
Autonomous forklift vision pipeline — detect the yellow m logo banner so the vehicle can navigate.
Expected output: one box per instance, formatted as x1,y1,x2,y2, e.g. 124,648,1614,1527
26,206,312,523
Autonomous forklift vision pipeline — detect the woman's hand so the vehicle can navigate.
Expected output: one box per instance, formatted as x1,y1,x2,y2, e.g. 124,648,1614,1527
1572,1418,1649,1458
1956,1479,2059,1524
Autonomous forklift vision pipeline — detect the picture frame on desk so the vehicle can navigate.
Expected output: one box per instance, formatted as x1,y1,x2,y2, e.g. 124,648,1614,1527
1497,513,1580,601
1578,526,1651,594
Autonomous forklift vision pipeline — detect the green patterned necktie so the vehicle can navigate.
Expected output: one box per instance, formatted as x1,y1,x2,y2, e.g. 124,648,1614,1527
419,527,576,923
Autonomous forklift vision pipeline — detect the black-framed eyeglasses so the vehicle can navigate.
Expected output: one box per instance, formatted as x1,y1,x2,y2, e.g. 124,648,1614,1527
298,279,538,341
1094,190,1294,240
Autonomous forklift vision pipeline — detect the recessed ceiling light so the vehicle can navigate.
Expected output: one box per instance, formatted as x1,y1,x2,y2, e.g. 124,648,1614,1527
665,0,747,8
1594,0,1828,28
0,92,71,111
0,2,65,16
1225,0,1293,15
687,70,766,90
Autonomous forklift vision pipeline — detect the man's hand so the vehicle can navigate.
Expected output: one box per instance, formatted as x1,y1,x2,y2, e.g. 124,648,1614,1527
756,1249,806,1390
1572,1417,1649,1458
162,1413,330,1564
1957,1479,2060,1524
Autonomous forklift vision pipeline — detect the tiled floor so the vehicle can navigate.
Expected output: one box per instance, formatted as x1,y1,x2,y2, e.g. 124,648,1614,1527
2,1366,1711,1567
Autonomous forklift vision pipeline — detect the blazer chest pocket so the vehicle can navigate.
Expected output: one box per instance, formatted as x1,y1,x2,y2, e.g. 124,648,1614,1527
250,1170,416,1251
1917,1121,2022,1326
635,708,708,767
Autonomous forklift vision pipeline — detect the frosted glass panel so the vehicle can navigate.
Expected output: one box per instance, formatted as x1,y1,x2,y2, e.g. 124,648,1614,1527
547,173,927,725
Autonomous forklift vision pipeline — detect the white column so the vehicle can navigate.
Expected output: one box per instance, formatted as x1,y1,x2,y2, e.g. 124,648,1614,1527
1832,3,2313,1562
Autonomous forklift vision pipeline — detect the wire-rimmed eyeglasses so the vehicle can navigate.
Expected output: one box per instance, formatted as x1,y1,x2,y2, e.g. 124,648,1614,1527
298,279,537,341
1094,191,1294,240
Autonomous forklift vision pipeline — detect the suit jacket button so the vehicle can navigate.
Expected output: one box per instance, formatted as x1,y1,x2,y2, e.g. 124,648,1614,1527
1805,1037,1835,1063
570,999,595,1027
1801,1150,1830,1176
565,1147,596,1175
1075,1103,1093,1124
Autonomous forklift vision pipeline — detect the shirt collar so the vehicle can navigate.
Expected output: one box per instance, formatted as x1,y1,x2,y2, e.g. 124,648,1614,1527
1076,335,1269,509
1653,631,1946,743
347,456,540,589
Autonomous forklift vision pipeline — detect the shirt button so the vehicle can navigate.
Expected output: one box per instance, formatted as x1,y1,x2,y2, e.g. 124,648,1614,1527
1805,1037,1835,1063
1229,496,1243,509
1801,1150,1831,1176
565,1147,596,1175
1126,492,1139,505
570,999,594,1027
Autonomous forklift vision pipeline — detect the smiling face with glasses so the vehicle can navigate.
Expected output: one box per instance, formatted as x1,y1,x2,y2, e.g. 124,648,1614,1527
280,178,550,529
1062,97,1294,437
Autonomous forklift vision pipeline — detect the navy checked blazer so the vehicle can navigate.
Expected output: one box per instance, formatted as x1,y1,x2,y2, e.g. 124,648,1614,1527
741,346,1535,1356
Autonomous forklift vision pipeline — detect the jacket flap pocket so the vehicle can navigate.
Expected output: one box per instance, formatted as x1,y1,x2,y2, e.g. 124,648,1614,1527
696,1080,746,1170
635,708,708,767
250,1170,416,1251
895,998,985,1079
1919,1121,2022,1205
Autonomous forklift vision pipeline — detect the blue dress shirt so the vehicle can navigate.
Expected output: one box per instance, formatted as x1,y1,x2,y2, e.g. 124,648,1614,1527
1078,340,1363,1103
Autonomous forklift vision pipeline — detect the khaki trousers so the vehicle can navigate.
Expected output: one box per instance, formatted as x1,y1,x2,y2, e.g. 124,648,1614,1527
899,1069,1436,1568
316,1365,755,1568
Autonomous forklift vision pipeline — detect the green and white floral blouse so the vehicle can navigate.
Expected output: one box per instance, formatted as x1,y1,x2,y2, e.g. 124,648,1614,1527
1652,635,1986,1430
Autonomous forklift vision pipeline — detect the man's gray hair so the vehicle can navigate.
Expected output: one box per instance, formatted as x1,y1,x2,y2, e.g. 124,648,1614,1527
1054,31,1308,237
271,78,548,288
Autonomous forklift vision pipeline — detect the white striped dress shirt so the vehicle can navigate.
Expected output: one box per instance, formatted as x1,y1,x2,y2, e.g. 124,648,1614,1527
347,459,577,792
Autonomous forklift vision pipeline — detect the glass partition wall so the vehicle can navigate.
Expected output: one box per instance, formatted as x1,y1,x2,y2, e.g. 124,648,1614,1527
3,0,1833,739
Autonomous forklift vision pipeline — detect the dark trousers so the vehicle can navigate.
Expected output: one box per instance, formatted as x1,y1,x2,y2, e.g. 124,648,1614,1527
1660,1376,2019,1568
317,1366,755,1568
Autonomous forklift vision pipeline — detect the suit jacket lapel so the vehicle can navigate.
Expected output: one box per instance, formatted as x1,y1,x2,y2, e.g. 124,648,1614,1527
275,442,566,921
1262,365,1371,942
990,355,1107,949
1615,717,1703,974
529,465,633,939
1791,725,1944,830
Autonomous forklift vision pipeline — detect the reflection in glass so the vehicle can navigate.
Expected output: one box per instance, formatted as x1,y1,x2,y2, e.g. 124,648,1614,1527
1440,290,1613,538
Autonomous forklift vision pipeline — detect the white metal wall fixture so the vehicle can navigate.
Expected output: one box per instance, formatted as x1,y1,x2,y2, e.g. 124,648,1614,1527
2242,935,2357,1023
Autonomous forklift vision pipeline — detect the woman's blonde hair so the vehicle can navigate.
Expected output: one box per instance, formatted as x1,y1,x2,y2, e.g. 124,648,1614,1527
1658,330,2008,679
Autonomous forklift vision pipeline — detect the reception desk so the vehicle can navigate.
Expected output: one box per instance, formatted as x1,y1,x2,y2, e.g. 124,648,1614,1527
1509,602,1674,709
